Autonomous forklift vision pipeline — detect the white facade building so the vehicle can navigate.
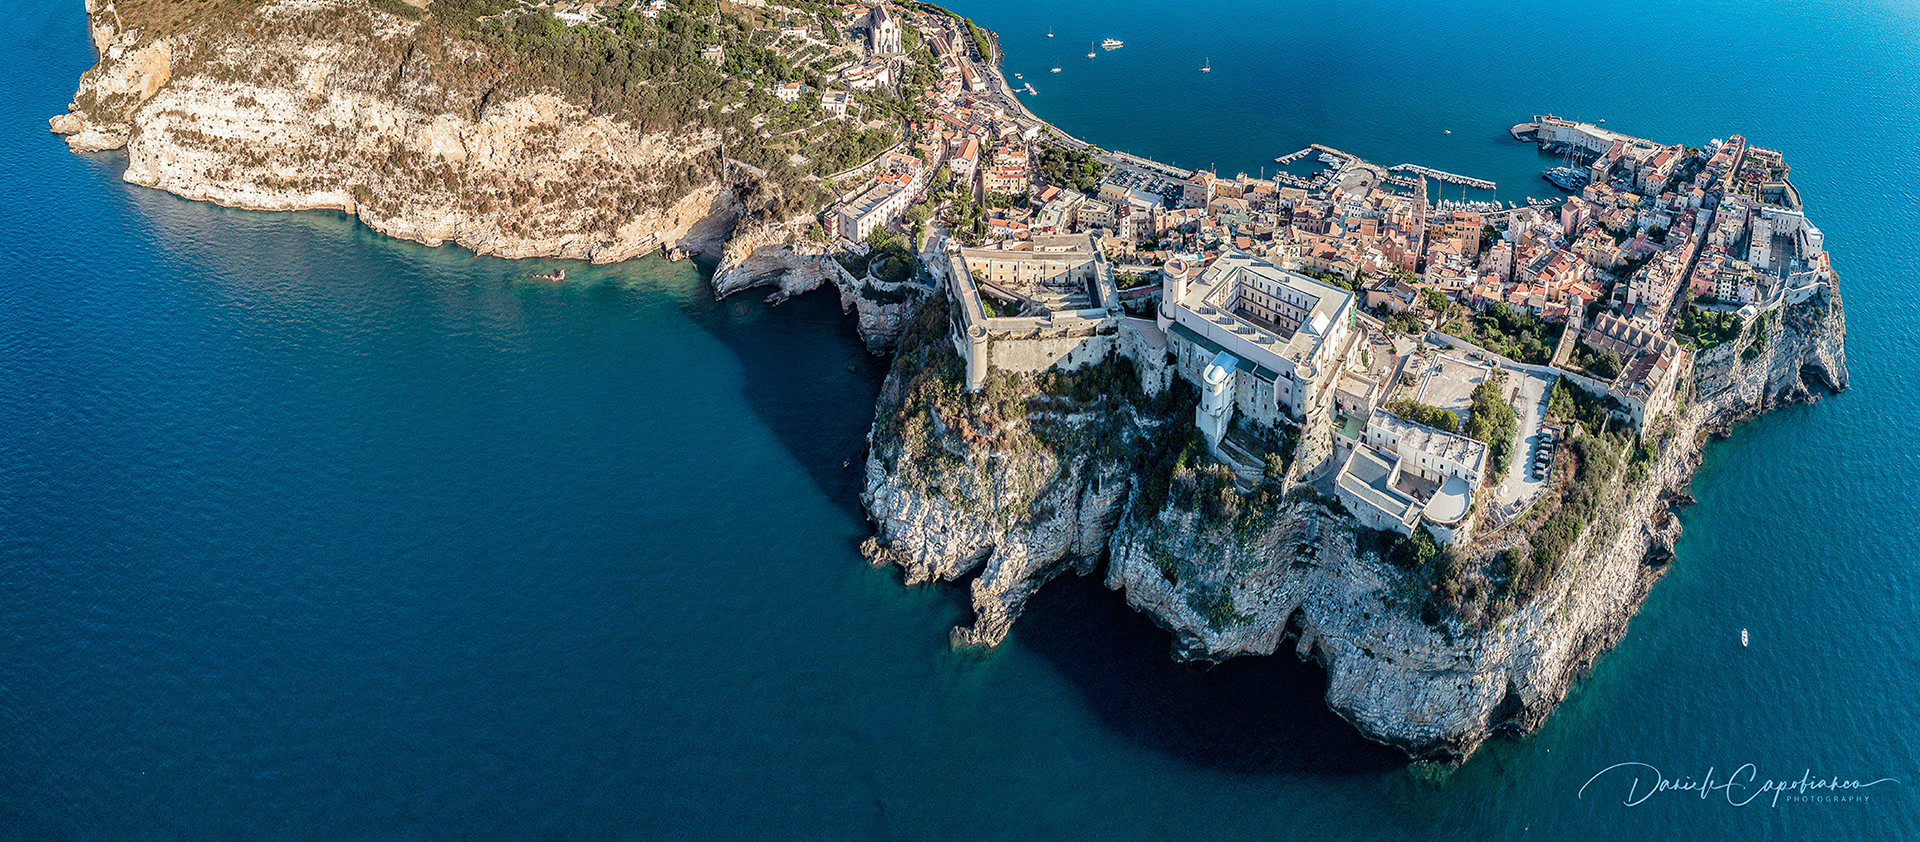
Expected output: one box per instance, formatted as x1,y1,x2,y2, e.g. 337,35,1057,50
1162,250,1355,428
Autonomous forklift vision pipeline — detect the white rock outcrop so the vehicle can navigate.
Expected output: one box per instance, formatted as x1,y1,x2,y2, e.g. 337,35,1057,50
863,282,1847,762
52,0,734,263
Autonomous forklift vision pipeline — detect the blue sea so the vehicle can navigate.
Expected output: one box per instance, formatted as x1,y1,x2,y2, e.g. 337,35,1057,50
3,0,1916,838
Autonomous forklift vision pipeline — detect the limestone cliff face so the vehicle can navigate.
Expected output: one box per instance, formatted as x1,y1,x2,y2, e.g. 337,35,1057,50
51,0,735,262
863,412,1134,647
864,279,1848,763
712,216,931,352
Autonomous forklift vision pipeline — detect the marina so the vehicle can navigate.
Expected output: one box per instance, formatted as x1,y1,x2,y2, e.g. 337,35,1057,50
1388,163,1496,190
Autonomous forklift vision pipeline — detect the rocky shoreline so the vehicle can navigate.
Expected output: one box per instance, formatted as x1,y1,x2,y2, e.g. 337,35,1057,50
861,283,1846,762
52,0,749,264
51,0,1851,765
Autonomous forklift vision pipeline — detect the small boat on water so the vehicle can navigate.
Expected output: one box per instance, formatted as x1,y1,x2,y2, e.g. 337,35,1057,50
1087,41,1096,58
1102,38,1123,49
1024,83,1036,95
1013,72,1022,79
1741,628,1749,647
1200,57,1210,72
1444,129,1452,135
1047,26,1054,37
532,268,567,282
1050,61,1061,73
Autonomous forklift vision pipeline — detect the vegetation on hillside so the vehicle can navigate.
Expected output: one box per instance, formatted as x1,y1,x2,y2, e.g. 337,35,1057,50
1677,306,1744,351
1381,309,1425,336
1464,378,1517,478
862,227,920,286
1033,143,1110,194
411,0,913,201
1567,342,1624,380
1454,302,1563,365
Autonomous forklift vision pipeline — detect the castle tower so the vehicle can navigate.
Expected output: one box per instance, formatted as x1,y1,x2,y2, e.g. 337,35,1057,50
1197,350,1237,449
1156,257,1189,332
964,325,989,391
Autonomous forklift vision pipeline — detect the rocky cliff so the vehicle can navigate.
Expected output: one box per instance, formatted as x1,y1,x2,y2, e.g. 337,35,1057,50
863,282,1847,763
52,0,920,346
710,215,930,352
52,0,738,263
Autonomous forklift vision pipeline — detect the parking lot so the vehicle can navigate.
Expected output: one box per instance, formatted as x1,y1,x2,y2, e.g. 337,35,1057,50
1489,367,1557,515
1104,167,1185,205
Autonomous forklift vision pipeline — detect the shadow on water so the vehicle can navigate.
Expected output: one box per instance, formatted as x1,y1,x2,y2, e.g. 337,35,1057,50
1015,570,1408,777
678,270,891,524
678,269,1403,776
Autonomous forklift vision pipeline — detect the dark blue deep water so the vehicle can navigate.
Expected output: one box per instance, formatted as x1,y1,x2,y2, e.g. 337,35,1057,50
3,0,1917,838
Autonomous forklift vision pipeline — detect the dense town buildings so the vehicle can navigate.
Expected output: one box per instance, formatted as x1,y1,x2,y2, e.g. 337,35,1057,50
805,10,1832,547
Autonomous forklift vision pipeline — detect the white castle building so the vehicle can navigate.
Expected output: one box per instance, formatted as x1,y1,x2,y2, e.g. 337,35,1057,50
1157,251,1355,442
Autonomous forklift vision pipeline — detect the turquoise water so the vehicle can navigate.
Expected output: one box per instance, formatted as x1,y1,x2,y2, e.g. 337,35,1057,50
3,0,1915,838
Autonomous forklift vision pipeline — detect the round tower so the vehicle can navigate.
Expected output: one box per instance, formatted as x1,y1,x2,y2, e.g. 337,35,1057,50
1157,258,1189,332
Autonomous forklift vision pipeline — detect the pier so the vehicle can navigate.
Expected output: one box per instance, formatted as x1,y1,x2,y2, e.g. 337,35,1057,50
1272,148,1312,165
1388,163,1496,190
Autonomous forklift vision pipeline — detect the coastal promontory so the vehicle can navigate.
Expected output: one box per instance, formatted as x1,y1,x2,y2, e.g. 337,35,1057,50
52,0,1850,763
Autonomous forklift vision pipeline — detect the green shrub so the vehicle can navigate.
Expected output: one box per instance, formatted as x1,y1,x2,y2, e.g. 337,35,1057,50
1387,398,1459,434
1464,379,1518,476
